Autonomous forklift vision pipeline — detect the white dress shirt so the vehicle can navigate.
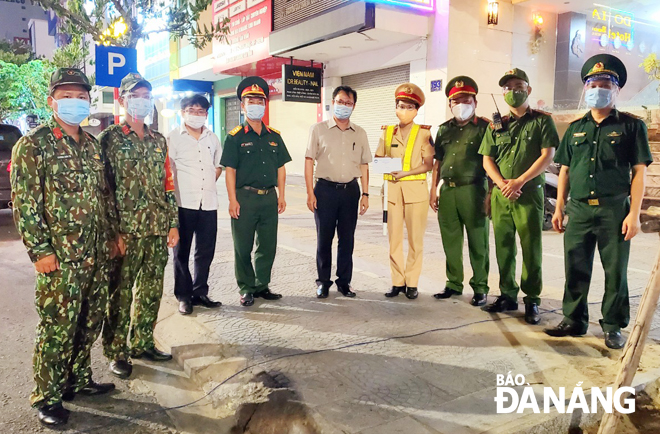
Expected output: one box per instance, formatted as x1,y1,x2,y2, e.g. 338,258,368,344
168,124,222,211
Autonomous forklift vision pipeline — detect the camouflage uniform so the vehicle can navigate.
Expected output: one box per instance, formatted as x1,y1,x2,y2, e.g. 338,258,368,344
11,117,117,407
100,122,178,361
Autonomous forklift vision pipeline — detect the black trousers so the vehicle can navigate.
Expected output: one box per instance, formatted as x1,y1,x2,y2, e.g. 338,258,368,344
173,207,218,301
314,178,360,287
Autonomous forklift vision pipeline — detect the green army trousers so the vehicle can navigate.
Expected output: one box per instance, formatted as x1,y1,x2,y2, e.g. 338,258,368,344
561,198,630,332
231,188,278,295
103,235,168,361
491,185,544,304
437,181,490,294
31,261,108,407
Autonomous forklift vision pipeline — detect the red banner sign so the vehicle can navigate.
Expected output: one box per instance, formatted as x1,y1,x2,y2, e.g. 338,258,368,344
213,0,272,73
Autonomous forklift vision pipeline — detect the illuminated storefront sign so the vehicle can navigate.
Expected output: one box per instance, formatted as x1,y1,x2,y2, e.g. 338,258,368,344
590,7,634,48
372,0,434,12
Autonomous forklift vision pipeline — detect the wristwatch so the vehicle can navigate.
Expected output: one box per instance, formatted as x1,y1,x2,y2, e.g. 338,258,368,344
362,193,369,197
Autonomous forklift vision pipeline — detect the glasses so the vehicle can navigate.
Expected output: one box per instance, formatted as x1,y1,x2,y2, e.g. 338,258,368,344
334,99,355,107
184,109,208,116
128,92,153,100
396,104,417,111
502,84,528,92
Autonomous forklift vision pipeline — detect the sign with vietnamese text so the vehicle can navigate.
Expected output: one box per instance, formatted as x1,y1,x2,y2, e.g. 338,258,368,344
213,0,272,73
282,65,322,103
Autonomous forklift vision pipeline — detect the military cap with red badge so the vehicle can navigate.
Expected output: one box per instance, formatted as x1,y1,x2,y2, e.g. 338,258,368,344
237,76,270,101
394,83,425,107
581,54,627,88
445,76,479,99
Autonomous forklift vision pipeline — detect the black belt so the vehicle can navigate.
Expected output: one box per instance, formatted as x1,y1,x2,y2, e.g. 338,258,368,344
575,194,628,207
442,178,485,188
317,178,357,189
242,186,275,195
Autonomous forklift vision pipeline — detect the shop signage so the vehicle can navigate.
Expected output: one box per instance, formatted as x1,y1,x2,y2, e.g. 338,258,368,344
213,0,272,72
273,0,348,30
590,7,634,48
282,64,322,103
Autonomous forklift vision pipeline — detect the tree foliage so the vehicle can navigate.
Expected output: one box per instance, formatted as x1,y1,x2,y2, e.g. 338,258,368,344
33,0,230,49
0,60,54,123
0,39,36,65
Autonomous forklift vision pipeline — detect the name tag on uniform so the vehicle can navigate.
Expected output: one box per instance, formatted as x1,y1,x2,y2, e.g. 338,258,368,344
573,132,587,137
241,142,253,147
607,132,622,137
269,142,278,147
56,155,72,160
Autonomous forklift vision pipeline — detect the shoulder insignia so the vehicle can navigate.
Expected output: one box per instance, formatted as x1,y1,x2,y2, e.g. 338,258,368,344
381,125,390,130
27,124,50,138
122,125,131,136
569,115,583,125
620,111,642,120
478,116,491,124
419,125,432,130
532,109,552,117
229,126,242,136
267,126,281,135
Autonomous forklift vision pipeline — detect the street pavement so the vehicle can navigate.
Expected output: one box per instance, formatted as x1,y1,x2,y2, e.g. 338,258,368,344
3,174,660,433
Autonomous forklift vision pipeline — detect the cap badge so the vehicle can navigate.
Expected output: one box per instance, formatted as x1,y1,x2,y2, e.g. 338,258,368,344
455,81,464,88
592,62,604,73
252,84,260,91
405,86,412,94
66,70,76,76
506,69,515,75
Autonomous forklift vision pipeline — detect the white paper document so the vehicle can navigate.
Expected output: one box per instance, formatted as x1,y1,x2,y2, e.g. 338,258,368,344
372,157,402,174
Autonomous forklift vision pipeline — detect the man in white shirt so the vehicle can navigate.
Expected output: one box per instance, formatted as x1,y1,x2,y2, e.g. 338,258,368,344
168,94,223,315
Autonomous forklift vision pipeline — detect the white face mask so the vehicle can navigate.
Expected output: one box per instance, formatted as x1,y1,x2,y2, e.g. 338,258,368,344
184,113,206,129
451,103,475,122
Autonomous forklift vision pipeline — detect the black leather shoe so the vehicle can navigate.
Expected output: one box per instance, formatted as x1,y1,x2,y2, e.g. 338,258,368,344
257,288,282,300
385,286,405,297
191,295,222,308
471,293,487,306
433,288,461,299
133,347,172,362
405,287,418,299
316,284,330,299
337,285,356,298
179,299,193,315
482,296,518,313
37,402,69,426
544,321,587,337
524,303,541,325
64,381,116,401
240,293,254,306
605,331,626,349
109,360,132,379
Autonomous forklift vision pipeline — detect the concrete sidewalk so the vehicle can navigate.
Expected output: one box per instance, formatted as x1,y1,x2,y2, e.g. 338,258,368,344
151,175,660,434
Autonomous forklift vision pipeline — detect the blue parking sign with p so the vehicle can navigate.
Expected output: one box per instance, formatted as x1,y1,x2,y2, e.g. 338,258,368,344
95,45,138,88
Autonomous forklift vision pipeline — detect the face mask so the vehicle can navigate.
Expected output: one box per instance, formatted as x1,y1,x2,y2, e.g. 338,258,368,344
451,103,475,122
54,98,90,126
504,90,528,108
184,114,206,129
245,103,266,121
396,108,417,125
125,96,154,119
584,87,614,109
333,104,353,120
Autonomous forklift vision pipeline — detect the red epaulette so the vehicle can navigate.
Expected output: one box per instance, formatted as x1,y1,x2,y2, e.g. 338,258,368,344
419,125,432,130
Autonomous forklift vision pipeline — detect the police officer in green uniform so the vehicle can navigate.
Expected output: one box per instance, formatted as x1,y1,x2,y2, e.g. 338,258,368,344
545,54,651,349
221,77,292,307
11,68,116,426
431,76,491,306
479,68,559,324
101,73,179,379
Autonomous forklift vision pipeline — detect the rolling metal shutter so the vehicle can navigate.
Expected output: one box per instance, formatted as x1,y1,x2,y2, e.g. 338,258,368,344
342,64,410,185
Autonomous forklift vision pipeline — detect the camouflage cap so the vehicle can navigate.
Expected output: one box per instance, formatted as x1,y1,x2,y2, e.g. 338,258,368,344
49,68,92,92
119,72,152,95
498,68,530,87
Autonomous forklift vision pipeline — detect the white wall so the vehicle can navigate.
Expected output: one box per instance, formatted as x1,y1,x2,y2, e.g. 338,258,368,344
28,19,54,60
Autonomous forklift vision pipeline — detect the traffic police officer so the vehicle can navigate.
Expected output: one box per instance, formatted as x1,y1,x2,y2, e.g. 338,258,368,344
431,76,491,306
545,54,652,349
101,73,179,379
479,68,559,324
11,68,116,425
378,83,434,299
220,76,292,307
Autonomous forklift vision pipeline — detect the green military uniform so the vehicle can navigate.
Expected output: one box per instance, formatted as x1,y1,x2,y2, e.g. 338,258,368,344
436,76,490,295
479,71,559,304
221,123,291,295
101,73,178,361
11,70,117,408
555,55,652,333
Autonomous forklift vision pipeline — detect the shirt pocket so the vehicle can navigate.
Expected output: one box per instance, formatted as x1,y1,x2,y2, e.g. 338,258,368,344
52,156,84,193
603,135,627,165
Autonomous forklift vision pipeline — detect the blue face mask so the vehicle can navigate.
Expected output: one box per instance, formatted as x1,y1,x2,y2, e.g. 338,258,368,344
333,104,353,120
585,87,614,109
55,98,90,126
126,96,154,119
245,103,266,121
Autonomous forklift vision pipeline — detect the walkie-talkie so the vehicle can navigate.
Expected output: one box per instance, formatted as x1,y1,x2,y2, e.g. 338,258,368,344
491,94,505,132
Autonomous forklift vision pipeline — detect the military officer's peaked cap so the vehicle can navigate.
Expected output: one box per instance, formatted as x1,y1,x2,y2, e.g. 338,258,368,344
50,68,92,92
498,68,530,87
446,76,478,99
395,83,425,107
581,54,627,88
119,72,152,95
237,76,269,101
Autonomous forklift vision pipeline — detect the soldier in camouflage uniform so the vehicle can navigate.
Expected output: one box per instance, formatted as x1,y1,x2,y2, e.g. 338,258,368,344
11,68,117,426
100,73,179,379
